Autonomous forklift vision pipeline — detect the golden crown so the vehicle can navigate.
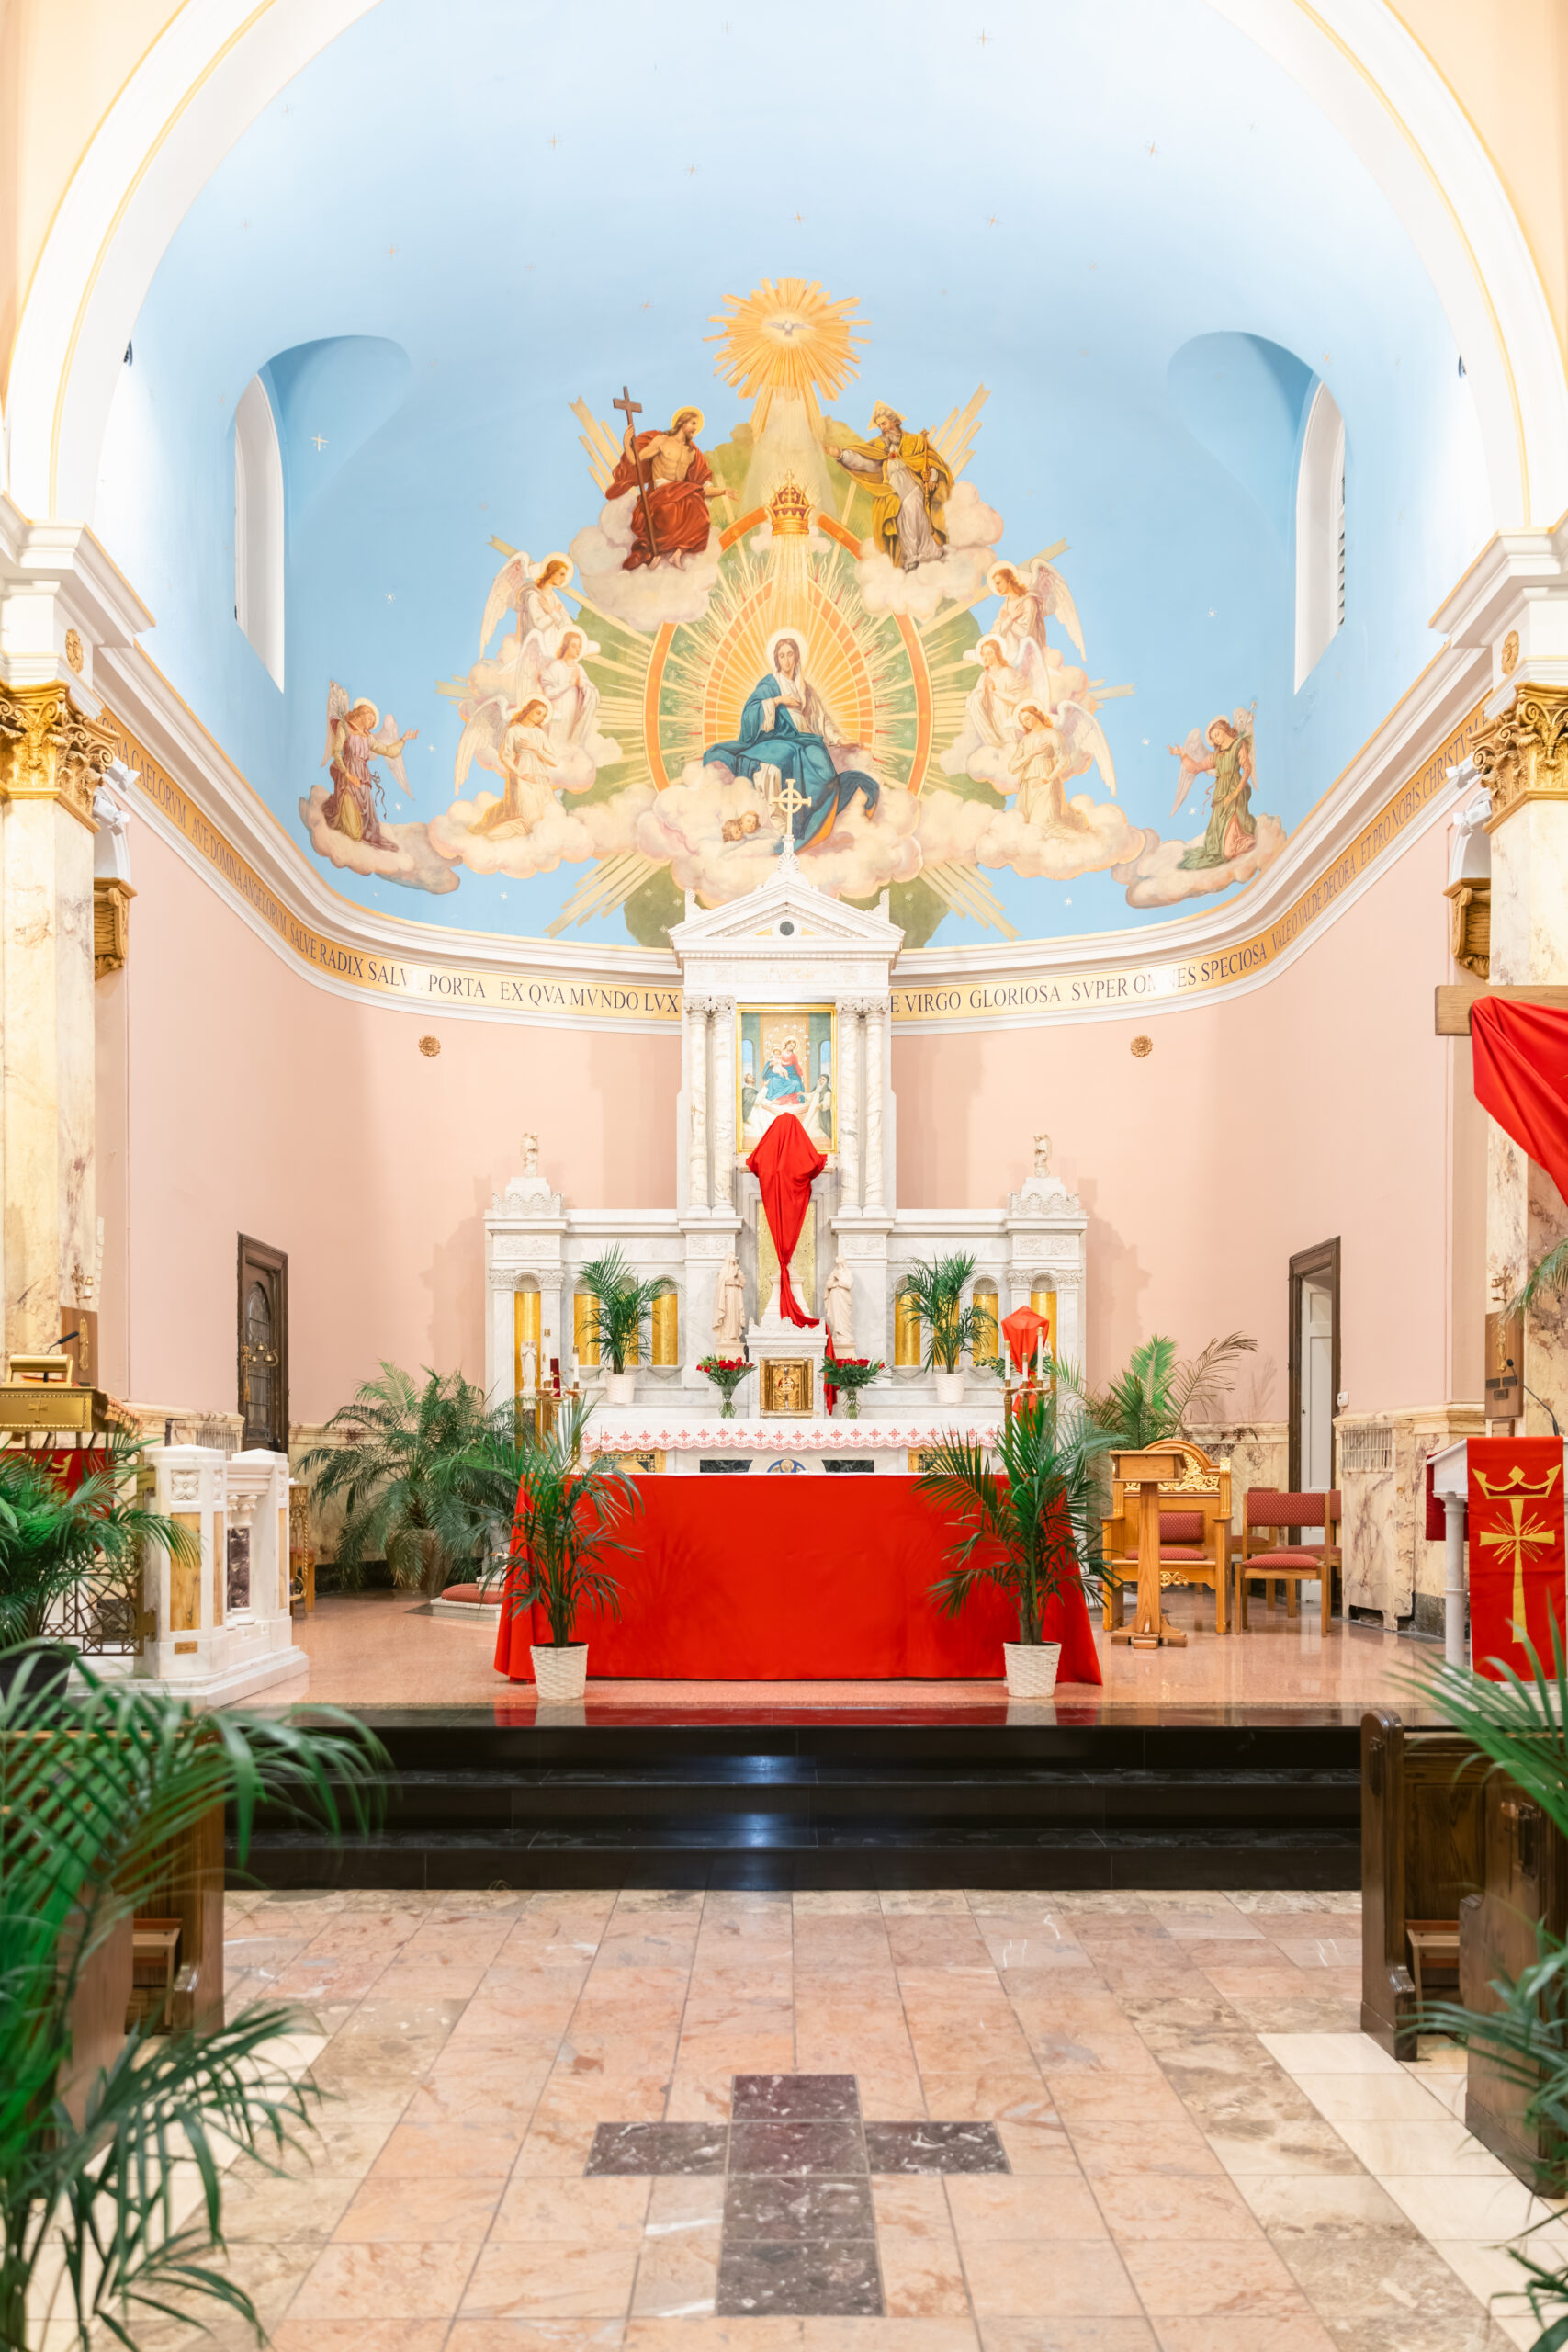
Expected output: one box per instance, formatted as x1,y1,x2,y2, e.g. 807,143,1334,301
768,474,811,537
1476,1464,1562,1501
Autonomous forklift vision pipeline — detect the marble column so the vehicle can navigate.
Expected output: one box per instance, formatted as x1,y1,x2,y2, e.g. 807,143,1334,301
685,996,710,1213
710,996,736,1210
863,998,888,1212
1472,684,1568,1430
837,1001,862,1208
0,683,117,1363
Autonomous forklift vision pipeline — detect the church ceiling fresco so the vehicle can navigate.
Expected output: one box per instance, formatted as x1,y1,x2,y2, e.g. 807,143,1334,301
299,278,1271,946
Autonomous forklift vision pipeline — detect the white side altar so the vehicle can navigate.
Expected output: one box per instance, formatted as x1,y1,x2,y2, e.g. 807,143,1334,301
484,865,1088,1469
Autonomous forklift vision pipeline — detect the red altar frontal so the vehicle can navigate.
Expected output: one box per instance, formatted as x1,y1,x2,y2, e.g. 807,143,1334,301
493,1476,1101,1684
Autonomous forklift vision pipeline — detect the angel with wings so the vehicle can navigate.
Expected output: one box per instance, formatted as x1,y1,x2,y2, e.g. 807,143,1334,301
1006,701,1119,833
479,551,574,657
989,558,1086,666
1168,706,1258,871
321,685,417,848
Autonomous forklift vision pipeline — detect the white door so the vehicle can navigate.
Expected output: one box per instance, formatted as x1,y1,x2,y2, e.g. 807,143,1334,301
1298,1274,1335,1494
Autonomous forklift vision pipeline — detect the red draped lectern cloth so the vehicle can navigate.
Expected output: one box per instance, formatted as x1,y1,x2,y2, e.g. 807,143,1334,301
1002,1306,1051,1376
492,1476,1101,1684
1468,1435,1567,1679
1472,999,1568,1204
746,1114,824,1327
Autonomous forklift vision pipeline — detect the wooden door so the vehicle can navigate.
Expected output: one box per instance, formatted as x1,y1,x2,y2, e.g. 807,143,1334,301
237,1236,288,1452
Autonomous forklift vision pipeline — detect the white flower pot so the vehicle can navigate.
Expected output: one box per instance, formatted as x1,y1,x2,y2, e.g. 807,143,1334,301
604,1372,637,1407
1004,1641,1061,1701
933,1372,966,1408
532,1643,588,1702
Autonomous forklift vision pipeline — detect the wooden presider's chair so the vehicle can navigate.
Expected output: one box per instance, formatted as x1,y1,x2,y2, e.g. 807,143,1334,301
1238,1489,1342,1625
1101,1439,1233,1635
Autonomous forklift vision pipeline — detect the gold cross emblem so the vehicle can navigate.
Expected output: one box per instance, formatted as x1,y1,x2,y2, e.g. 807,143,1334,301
1481,1498,1558,1629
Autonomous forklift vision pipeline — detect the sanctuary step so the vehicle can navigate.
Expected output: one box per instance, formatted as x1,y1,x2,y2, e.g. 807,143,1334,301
231,1709,1362,1893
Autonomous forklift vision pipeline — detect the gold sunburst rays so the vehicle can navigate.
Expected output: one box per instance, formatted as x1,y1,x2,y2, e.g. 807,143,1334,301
707,279,867,437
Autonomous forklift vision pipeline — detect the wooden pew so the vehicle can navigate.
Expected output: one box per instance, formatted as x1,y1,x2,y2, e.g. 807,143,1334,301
1361,1709,1486,2058
1460,1773,1568,2190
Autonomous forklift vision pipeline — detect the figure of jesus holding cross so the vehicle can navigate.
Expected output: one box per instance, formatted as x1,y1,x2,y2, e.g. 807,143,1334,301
604,386,726,572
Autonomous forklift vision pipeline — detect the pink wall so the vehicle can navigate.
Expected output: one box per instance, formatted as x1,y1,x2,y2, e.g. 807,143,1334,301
96,811,1484,1427
96,825,681,1420
897,817,1484,1418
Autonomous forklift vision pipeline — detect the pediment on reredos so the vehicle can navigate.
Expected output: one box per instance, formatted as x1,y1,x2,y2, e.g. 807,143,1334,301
670,872,902,956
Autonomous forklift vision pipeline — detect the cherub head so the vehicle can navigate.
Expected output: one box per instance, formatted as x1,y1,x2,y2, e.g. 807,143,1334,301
721,810,761,843
1208,718,1238,750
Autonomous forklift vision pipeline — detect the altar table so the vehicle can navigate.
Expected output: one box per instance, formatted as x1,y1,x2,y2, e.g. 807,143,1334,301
493,1476,1101,1683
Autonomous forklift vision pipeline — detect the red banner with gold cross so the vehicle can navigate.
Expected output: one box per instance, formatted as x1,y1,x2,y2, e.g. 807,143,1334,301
1469,1436,1567,1679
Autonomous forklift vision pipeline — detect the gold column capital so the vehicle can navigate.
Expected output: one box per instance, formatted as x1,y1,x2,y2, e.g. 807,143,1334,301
1475,684,1568,831
0,680,118,831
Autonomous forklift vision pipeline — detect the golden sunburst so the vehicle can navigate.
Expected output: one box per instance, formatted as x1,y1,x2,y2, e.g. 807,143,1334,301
706,277,867,435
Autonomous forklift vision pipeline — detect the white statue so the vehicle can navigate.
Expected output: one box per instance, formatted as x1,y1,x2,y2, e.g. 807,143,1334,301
823,1255,856,1356
1033,1133,1052,1178
519,1340,538,1396
521,1132,539,1175
712,1253,746,1350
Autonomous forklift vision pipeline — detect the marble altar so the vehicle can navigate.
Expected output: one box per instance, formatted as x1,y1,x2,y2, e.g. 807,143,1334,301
483,865,1089,1468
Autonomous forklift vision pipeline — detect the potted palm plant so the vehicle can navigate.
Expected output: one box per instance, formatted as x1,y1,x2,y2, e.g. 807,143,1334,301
0,1657,384,2349
1087,1330,1257,1448
297,1363,494,1594
500,1397,642,1702
917,1386,1114,1698
0,1443,198,1701
899,1252,982,1407
578,1249,661,1407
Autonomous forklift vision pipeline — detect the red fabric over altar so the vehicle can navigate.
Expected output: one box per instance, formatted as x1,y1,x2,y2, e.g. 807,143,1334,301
1001,1306,1050,1374
746,1113,824,1327
493,1476,1102,1684
1468,1435,1567,1679
1472,999,1568,1204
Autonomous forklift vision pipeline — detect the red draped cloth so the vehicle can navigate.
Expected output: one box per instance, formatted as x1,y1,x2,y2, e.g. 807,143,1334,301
1002,1306,1051,1375
1467,1434,1567,1679
747,1114,824,1327
1472,999,1568,1202
492,1476,1102,1684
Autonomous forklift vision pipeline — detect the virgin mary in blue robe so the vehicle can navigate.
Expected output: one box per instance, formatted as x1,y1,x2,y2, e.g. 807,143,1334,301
703,639,880,850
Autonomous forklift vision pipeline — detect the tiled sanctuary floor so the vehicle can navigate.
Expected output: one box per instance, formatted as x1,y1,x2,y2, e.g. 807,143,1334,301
150,1883,1562,2352
280,1588,1435,1714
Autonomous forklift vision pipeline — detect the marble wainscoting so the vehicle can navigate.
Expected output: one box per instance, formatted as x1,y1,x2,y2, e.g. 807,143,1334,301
1336,1407,1484,1633
1187,1421,1288,1534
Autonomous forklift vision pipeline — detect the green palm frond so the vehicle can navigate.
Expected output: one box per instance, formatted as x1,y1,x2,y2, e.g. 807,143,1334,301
500,1398,642,1645
296,1362,496,1590
0,1444,199,1647
577,1250,661,1374
1086,1329,1255,1446
897,1253,979,1373
0,1663,385,2349
917,1388,1112,1644
1516,1239,1568,1319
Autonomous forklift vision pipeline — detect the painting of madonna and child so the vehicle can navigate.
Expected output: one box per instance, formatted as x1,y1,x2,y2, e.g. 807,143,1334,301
739,1007,836,1153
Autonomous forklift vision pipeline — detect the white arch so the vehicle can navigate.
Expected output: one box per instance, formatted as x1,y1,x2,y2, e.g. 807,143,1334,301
4,0,1566,529
234,371,285,685
1295,380,1346,686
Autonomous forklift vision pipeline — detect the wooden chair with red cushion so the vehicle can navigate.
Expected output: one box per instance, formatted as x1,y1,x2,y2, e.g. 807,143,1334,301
1102,1441,1232,1635
1238,1488,1343,1626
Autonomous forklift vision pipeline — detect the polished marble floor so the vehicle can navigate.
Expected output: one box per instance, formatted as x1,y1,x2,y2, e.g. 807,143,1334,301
171,1883,1553,2351
277,1588,1441,1718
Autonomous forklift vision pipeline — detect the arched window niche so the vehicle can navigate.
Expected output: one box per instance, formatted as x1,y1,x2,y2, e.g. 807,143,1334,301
1295,381,1347,688
233,371,285,686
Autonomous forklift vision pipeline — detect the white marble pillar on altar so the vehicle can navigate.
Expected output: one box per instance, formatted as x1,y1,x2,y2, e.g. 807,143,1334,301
863,997,888,1211
1472,685,1568,1430
685,995,711,1213
837,1000,862,1209
711,996,736,1210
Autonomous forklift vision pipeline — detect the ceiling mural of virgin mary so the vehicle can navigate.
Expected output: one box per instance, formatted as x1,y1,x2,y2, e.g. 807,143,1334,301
92,0,1491,951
